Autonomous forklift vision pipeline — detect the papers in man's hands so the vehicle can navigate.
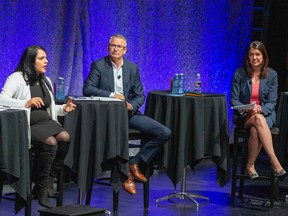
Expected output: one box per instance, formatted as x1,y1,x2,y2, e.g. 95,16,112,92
231,102,256,110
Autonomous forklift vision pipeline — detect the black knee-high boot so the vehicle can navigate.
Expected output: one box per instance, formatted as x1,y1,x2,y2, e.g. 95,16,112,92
48,141,70,196
33,144,57,208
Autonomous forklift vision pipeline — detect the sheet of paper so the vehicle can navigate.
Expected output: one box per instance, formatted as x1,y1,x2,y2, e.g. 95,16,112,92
231,102,256,110
0,105,28,111
73,96,122,101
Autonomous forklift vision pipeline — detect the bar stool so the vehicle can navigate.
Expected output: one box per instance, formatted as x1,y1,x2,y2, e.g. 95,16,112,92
231,127,279,207
86,128,151,212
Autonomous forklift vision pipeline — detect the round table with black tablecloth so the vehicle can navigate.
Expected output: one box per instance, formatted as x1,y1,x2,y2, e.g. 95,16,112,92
276,92,288,165
0,109,30,213
63,99,129,194
144,90,230,188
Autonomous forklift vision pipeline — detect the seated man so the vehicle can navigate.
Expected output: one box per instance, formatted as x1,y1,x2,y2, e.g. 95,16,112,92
83,34,172,195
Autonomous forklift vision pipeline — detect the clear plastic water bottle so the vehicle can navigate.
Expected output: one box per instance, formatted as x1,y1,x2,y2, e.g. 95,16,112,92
56,77,65,100
178,73,184,94
194,73,202,94
172,73,179,94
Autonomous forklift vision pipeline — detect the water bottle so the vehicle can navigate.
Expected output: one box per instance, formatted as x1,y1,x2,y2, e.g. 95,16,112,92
194,73,202,94
56,77,65,100
178,73,184,94
172,73,179,94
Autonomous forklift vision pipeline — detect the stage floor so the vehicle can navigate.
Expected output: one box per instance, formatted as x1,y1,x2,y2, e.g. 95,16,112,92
1,158,288,216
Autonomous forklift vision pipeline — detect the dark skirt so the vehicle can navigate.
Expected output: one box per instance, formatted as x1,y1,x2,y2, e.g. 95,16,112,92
234,112,249,128
30,110,65,143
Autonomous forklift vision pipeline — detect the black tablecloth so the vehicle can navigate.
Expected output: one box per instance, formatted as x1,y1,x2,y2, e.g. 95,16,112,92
277,92,288,165
0,109,30,212
144,90,230,188
63,100,129,193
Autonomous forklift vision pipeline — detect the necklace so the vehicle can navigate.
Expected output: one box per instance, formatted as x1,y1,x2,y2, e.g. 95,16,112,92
252,74,260,84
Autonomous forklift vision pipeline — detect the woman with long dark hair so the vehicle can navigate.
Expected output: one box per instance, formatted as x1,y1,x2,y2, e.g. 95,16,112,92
0,45,76,208
231,41,286,180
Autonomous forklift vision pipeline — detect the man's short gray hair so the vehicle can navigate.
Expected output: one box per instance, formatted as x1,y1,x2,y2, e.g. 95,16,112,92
109,34,127,47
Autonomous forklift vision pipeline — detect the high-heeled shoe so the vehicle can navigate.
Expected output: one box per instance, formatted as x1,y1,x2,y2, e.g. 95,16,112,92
32,185,53,208
272,168,287,181
248,172,259,180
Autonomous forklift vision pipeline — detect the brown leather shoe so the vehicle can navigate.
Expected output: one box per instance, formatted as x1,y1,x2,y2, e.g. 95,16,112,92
122,173,136,195
129,164,147,182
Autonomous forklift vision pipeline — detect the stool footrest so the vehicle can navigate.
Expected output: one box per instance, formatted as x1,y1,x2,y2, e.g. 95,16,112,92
236,174,272,180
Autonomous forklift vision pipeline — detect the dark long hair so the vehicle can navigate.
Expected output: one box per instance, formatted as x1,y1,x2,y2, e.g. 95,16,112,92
244,41,269,79
14,45,46,85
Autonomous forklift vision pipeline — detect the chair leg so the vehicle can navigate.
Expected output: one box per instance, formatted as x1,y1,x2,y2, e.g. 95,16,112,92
113,190,119,212
269,169,279,208
271,131,279,207
275,179,279,203
231,135,239,205
144,165,150,209
25,148,32,216
85,188,92,205
56,167,64,206
239,145,246,199
24,194,32,216
0,171,4,203
270,171,274,207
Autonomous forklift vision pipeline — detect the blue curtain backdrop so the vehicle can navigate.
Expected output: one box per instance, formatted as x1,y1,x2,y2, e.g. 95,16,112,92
0,0,253,129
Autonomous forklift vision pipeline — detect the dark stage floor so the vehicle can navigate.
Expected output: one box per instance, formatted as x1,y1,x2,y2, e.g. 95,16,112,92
1,159,288,216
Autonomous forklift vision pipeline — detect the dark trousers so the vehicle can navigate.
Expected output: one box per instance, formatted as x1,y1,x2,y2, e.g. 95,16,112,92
129,114,172,164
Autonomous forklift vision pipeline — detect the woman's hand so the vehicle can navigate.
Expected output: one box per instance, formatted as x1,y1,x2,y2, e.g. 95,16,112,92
247,104,262,115
25,97,44,108
64,98,76,112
